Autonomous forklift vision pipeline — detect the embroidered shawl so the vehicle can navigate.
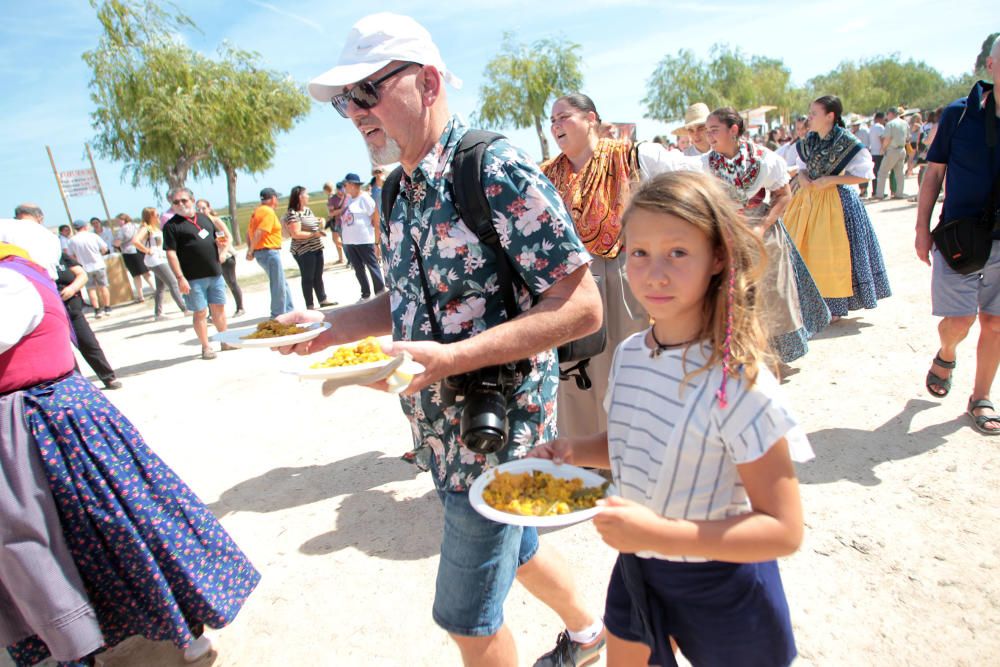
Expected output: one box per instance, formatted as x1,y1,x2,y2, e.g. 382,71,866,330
541,138,637,258
706,140,768,212
796,126,864,180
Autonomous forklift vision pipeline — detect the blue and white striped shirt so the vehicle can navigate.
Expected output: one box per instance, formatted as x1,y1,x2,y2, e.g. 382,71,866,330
605,331,813,562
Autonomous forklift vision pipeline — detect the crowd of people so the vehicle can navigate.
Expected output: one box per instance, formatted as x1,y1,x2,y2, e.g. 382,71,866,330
2,10,998,667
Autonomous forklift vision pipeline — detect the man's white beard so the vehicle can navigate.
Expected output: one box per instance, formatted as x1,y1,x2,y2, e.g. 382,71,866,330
368,136,402,165
174,204,195,218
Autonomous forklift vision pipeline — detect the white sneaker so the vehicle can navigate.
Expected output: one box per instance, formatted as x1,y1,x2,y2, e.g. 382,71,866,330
183,635,212,663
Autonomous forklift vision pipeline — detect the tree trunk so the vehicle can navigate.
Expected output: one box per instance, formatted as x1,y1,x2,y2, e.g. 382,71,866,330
534,114,550,161
224,164,241,245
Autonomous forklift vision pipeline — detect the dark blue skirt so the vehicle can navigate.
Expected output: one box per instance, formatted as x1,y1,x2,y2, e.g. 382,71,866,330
825,186,892,317
605,555,796,667
5,373,260,667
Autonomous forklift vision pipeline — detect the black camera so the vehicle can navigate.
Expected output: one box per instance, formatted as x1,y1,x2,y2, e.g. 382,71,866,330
444,363,521,455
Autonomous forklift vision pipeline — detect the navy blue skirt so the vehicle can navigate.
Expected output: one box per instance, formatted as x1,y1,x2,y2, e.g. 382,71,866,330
5,373,260,666
605,555,796,667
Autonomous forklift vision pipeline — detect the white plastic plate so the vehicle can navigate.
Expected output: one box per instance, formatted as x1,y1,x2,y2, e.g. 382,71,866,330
212,322,330,348
469,458,614,527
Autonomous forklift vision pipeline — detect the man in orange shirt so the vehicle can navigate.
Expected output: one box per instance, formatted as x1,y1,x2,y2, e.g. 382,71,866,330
247,188,293,317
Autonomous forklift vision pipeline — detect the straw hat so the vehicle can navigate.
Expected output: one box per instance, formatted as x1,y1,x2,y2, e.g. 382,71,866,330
671,102,711,136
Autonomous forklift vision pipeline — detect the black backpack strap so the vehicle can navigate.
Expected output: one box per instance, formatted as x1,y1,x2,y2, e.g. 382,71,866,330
381,166,405,237
450,129,524,323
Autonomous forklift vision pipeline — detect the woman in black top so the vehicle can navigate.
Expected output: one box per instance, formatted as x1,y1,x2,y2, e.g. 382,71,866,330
283,186,335,309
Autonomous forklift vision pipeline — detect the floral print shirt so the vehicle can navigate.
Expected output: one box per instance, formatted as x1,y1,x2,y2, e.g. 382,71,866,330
384,115,591,491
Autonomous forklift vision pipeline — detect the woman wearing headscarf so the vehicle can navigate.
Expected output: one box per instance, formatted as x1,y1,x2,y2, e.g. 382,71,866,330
783,95,890,320
0,248,259,666
541,93,700,436
702,107,831,363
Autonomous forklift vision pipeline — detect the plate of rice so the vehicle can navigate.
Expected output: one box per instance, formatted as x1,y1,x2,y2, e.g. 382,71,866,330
469,458,614,527
213,321,330,348
290,336,425,385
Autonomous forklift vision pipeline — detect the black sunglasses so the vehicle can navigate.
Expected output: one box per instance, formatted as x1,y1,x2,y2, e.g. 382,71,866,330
330,62,417,118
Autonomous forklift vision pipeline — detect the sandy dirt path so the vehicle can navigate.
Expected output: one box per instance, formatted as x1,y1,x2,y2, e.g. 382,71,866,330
7,180,999,666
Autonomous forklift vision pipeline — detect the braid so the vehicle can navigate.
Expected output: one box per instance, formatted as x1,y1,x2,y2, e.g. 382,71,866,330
715,261,737,408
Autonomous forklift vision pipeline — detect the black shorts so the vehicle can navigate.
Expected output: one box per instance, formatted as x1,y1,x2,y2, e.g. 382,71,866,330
122,252,149,276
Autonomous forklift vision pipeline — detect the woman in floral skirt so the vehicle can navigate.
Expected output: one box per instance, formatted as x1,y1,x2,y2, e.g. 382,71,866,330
0,250,259,666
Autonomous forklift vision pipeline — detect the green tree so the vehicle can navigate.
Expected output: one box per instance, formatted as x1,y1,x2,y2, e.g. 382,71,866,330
84,0,216,191
643,45,796,123
203,46,311,244
807,55,962,114
476,33,582,160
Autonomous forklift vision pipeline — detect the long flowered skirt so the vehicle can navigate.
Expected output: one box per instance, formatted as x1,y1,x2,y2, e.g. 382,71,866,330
768,221,832,363
5,372,260,667
825,186,891,317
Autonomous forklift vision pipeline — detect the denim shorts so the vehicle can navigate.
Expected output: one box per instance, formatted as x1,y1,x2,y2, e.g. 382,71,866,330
183,274,226,312
931,240,1000,317
432,490,539,636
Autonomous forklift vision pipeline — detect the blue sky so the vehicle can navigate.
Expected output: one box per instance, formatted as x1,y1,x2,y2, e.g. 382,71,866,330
0,0,992,229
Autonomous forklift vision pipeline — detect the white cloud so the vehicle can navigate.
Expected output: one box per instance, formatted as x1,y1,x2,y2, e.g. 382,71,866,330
247,0,324,33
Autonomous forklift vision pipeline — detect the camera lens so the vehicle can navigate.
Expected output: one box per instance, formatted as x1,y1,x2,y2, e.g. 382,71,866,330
461,388,508,454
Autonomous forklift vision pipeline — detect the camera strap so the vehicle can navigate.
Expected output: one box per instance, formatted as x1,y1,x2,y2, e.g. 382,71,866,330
412,245,445,343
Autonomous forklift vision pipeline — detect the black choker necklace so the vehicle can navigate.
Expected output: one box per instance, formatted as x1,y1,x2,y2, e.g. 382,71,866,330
650,328,698,358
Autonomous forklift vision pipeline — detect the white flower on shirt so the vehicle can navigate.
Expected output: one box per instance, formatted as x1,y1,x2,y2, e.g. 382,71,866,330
442,297,486,334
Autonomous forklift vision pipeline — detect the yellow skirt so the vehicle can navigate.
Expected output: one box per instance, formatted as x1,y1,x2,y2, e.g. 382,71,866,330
783,186,853,299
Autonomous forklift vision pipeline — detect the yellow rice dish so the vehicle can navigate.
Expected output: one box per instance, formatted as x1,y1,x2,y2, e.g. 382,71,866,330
311,337,391,368
241,319,308,339
483,471,609,516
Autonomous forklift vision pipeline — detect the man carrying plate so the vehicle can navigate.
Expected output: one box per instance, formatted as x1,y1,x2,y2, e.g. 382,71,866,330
277,12,606,667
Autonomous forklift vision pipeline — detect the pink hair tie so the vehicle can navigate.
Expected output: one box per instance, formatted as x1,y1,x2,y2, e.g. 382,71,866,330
715,262,736,409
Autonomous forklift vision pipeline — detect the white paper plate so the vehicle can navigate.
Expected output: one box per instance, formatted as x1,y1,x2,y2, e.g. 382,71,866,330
291,357,425,382
469,458,614,527
212,322,330,348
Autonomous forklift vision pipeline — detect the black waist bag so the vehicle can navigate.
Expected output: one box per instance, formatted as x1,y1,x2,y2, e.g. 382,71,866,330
932,214,995,274
931,90,1000,275
382,129,606,391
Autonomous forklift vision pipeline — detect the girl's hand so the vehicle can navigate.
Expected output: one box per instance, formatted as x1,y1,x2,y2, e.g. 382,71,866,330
593,496,668,554
528,438,575,464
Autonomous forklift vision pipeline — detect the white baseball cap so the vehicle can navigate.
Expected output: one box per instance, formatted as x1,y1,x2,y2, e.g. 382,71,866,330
308,13,462,102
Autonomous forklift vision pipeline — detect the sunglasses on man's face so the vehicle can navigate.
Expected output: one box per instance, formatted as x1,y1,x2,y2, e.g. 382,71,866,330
330,62,417,118
172,197,191,205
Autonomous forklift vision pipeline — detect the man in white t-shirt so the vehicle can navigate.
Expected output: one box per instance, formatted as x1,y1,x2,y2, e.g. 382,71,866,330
850,118,871,196
867,112,886,197
66,219,112,318
93,218,116,252
340,172,385,301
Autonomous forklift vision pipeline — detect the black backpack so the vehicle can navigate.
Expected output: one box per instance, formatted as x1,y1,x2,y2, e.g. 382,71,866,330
381,129,606,390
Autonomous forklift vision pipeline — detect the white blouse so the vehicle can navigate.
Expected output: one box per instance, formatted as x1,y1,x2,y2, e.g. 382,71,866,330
0,269,43,355
794,147,875,180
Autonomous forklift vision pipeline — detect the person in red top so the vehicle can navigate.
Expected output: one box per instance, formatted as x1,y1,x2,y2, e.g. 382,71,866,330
0,250,260,666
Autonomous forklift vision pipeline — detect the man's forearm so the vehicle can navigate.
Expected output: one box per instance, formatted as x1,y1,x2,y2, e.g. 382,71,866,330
326,291,393,344
916,166,946,231
166,252,184,280
448,266,602,377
